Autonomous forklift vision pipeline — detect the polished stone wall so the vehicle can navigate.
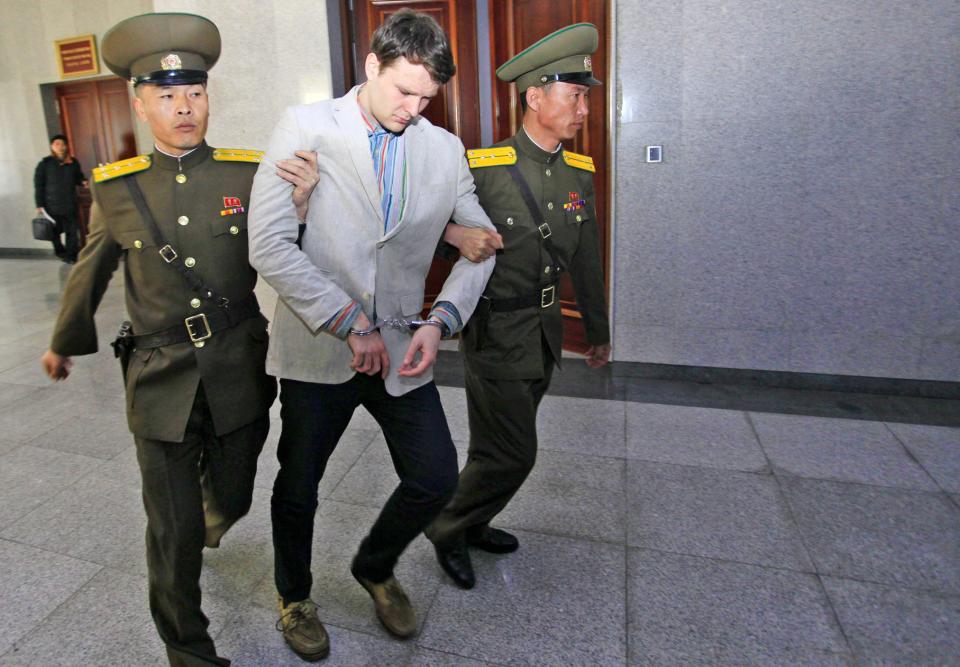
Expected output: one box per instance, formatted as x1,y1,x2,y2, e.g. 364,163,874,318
613,0,960,380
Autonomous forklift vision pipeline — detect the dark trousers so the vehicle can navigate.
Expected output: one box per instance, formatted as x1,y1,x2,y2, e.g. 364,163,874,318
272,375,458,604
50,212,78,260
426,350,554,547
135,387,269,667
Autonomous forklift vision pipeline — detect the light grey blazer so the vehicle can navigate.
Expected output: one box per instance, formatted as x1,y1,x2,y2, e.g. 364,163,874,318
248,86,495,396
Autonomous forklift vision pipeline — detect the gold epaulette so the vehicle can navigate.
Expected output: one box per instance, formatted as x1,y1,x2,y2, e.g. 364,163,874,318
467,146,517,169
92,155,151,183
212,148,263,163
562,150,595,173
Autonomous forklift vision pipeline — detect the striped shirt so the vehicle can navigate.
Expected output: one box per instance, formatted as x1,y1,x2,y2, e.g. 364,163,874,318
358,101,407,234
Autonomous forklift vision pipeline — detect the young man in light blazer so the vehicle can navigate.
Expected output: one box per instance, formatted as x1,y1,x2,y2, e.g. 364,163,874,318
248,9,495,660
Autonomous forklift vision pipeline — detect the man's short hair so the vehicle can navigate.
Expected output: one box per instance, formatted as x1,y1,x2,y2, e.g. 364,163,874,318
370,9,456,84
50,134,68,144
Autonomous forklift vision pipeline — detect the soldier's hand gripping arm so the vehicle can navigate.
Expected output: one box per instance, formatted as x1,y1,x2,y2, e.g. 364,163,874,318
275,150,319,222
442,224,503,263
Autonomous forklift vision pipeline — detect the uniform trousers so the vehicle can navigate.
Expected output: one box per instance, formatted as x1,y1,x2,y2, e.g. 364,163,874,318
135,386,269,667
271,374,458,604
426,343,555,546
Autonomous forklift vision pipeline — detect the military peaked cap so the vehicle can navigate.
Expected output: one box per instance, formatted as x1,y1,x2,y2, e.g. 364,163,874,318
496,23,601,93
102,12,220,86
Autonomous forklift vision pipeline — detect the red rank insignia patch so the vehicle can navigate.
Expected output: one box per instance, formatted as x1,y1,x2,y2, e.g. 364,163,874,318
220,196,245,217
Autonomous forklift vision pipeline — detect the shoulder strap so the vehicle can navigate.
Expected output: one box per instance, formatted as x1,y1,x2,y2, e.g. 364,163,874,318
123,176,232,308
505,164,566,276
562,150,595,173
467,146,517,169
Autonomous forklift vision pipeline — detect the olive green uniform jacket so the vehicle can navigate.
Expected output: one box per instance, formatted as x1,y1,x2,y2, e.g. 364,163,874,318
50,143,276,443
461,128,610,379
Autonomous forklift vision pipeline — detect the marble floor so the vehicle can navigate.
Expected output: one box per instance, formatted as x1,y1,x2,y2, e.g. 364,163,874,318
0,256,958,666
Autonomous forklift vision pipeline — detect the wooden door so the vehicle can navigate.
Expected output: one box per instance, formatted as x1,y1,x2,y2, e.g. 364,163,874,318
491,0,610,353
55,77,137,243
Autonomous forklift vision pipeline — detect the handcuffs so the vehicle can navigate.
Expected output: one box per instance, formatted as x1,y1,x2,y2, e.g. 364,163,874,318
349,317,445,337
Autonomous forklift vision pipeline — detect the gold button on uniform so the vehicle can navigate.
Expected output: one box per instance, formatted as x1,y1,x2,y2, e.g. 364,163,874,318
229,225,239,235
576,214,582,222
544,266,551,274
545,169,552,177
133,240,143,249
175,173,187,184
184,257,196,268
190,298,201,309
178,216,189,226
194,341,205,348
506,217,514,226
547,202,554,211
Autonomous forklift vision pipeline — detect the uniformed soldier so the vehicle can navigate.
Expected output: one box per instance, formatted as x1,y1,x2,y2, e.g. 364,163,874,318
39,13,282,667
428,23,612,588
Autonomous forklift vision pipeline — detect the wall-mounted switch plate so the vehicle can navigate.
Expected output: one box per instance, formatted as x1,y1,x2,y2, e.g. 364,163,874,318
646,145,662,163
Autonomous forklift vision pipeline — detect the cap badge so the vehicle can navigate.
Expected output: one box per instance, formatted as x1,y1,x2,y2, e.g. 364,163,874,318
161,54,182,71
584,56,592,71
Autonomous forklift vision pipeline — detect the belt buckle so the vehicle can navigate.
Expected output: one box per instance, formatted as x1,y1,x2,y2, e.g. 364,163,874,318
540,285,556,308
159,245,178,263
538,223,552,239
184,313,212,342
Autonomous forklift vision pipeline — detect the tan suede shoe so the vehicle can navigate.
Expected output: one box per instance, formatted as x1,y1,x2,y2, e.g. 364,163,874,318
351,570,417,638
276,596,330,661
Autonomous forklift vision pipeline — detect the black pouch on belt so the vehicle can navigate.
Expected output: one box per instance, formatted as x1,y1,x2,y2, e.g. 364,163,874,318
110,321,135,381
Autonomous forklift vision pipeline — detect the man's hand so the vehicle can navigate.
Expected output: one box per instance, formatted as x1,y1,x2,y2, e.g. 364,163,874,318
443,224,503,263
276,150,319,221
585,343,611,369
36,207,43,216
347,313,390,379
41,349,72,381
397,322,443,377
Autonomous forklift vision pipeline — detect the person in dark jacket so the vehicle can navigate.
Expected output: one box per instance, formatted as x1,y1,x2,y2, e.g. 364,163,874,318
34,134,87,262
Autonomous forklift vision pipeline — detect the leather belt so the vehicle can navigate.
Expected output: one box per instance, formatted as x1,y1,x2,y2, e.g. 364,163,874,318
133,294,261,349
487,282,558,312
